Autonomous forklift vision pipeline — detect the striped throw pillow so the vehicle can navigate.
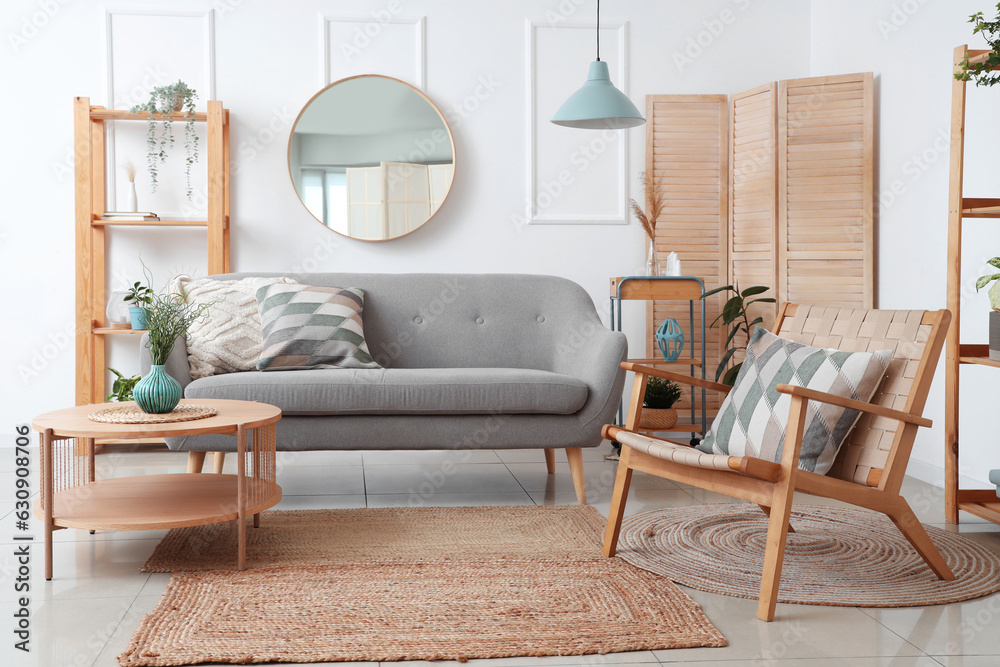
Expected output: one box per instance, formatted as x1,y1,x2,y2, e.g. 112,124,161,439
254,281,382,371
696,326,890,474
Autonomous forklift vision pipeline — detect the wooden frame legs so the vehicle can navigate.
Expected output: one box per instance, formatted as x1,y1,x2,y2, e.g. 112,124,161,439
187,451,206,473
544,448,556,474
603,445,633,557
186,451,226,474
565,447,586,504
885,498,955,580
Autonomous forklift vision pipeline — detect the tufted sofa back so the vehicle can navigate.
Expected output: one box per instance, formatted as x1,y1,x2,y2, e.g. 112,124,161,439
215,272,606,371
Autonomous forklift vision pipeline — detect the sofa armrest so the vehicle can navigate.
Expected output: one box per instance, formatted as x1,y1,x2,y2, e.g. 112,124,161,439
551,322,628,429
139,334,193,391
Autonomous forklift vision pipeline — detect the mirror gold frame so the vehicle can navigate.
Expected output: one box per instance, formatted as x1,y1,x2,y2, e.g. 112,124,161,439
287,74,456,242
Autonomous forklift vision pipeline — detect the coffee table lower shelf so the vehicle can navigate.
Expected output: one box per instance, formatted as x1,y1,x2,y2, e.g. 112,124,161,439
34,474,282,531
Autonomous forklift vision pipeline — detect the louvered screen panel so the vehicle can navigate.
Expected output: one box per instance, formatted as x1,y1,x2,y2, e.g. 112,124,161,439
778,73,874,308
647,95,728,412
730,83,778,334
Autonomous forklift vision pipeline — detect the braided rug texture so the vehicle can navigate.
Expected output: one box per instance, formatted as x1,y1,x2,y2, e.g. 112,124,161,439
617,504,1000,607
119,505,726,665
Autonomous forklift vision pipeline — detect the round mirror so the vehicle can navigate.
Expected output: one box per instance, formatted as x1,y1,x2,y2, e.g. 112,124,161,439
288,75,456,241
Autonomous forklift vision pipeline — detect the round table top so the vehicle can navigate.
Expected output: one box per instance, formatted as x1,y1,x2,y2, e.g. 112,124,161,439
32,399,281,439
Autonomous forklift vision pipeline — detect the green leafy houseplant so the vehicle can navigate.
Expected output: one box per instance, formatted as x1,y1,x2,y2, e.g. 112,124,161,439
956,4,1000,87
644,376,682,409
701,284,776,386
144,291,211,365
130,80,199,199
976,257,1000,310
105,368,141,402
123,280,153,309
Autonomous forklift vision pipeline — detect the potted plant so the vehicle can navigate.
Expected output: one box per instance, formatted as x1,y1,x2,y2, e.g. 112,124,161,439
130,80,199,200
639,376,683,430
956,4,1000,87
133,290,210,413
701,283,776,385
976,257,1000,360
124,279,154,330
105,368,141,402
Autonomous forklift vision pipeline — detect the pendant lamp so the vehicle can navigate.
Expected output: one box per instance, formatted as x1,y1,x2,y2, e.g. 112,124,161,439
551,0,644,129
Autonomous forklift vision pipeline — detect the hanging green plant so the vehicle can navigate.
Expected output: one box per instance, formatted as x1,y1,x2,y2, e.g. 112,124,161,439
130,80,199,200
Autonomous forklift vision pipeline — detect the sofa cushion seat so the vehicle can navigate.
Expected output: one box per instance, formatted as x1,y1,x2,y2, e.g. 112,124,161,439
183,368,589,416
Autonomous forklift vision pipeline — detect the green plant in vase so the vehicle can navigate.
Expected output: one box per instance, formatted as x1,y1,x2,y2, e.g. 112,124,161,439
701,283,776,386
130,80,199,200
105,368,141,402
976,257,1000,361
123,279,153,330
133,291,210,413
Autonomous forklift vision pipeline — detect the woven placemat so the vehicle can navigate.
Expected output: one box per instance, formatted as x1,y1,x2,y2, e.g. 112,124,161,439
617,503,1000,608
88,403,217,424
119,506,727,665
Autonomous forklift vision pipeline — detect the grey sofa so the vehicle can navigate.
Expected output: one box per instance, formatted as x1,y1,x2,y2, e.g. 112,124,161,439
141,273,627,503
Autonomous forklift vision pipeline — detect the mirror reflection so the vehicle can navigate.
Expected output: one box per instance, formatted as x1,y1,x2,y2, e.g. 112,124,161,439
288,75,455,241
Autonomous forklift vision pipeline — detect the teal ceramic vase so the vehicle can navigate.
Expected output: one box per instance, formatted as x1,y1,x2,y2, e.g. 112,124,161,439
133,364,181,413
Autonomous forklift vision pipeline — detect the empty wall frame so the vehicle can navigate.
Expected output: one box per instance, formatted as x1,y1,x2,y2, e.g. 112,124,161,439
646,72,874,397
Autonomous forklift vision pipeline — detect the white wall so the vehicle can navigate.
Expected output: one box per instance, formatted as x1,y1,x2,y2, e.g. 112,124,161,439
810,0,1000,487
1,0,810,433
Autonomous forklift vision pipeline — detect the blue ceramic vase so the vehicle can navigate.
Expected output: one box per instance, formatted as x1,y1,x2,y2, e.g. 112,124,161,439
133,364,181,413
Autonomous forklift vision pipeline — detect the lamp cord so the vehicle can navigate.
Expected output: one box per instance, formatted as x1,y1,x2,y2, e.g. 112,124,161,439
596,0,601,61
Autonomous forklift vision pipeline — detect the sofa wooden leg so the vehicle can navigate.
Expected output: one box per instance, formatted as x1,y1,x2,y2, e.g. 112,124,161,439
213,452,226,474
566,447,586,504
187,451,206,473
544,448,556,474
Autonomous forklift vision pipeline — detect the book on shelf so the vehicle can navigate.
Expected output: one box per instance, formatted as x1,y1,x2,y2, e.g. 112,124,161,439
101,212,160,221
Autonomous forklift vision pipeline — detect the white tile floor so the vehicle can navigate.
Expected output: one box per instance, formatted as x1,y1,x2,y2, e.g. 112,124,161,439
4,443,1000,667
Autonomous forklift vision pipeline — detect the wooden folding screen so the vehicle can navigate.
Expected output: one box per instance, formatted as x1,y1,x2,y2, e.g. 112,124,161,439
646,73,874,391
729,83,779,332
777,73,874,309
645,95,728,410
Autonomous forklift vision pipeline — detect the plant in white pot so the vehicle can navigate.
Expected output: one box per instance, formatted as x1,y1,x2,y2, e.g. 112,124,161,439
976,257,1000,360
639,376,683,431
130,80,199,200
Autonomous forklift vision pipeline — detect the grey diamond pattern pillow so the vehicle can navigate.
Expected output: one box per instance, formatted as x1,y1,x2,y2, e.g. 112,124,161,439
696,326,891,474
254,280,382,371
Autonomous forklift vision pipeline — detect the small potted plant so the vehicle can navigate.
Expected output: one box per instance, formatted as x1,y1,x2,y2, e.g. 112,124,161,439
124,279,154,330
130,80,199,200
976,257,1000,360
105,368,141,402
701,283,776,385
133,290,210,413
639,376,683,430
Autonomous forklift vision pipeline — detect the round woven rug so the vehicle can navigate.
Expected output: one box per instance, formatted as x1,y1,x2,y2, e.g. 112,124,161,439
617,503,1000,607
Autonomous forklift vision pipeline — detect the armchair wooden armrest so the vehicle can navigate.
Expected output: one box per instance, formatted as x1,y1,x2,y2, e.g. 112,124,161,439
775,384,932,428
622,362,733,394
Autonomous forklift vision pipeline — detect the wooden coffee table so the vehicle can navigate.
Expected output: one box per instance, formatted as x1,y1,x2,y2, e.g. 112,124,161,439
32,399,282,579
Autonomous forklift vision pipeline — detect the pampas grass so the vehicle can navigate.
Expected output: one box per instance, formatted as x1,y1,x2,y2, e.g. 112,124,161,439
629,170,664,241
121,160,136,183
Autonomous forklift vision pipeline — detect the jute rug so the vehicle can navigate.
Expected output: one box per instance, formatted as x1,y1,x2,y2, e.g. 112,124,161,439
617,504,1000,608
119,506,726,666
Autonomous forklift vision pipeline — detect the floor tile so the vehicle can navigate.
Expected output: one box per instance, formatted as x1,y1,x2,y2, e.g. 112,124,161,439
275,493,368,510
363,463,523,496
366,491,534,508
929,656,1000,666
35,539,158,601
493,446,611,464
861,593,1000,655
276,464,365,495
2,596,135,667
654,589,924,662
656,659,943,666
362,449,502,465
92,594,168,667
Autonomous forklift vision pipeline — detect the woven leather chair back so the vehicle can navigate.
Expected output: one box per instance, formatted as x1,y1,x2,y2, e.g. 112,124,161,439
775,305,932,487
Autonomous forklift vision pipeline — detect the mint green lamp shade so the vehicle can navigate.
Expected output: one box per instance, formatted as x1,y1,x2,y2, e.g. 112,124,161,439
551,60,645,130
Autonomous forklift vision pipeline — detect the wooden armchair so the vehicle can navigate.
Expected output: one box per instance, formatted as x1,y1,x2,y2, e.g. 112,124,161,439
603,304,954,621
